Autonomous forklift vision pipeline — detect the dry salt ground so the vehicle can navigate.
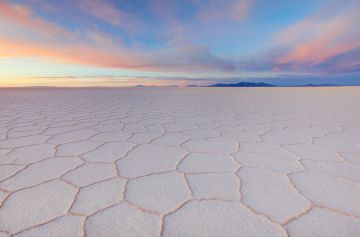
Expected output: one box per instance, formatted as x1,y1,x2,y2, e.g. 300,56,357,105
0,87,359,236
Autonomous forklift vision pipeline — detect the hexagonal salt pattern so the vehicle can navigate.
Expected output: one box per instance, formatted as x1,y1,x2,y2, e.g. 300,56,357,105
116,144,187,178
290,172,360,216
125,171,190,214
12,215,83,237
0,180,76,234
163,200,287,236
187,173,241,200
286,208,360,237
85,202,161,237
238,167,311,223
0,156,83,191
70,177,126,216
1,87,360,236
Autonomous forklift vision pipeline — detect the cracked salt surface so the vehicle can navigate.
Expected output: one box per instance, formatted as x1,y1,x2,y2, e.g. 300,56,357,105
0,87,360,236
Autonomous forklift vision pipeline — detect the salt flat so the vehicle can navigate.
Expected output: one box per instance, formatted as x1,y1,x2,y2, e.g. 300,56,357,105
0,87,359,237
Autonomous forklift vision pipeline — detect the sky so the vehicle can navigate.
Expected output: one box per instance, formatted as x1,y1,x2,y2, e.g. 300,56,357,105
0,0,359,87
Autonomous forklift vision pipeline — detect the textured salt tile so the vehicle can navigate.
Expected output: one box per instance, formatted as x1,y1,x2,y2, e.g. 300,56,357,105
121,117,142,124
145,124,165,133
262,130,311,144
0,180,76,234
126,171,189,214
314,138,360,153
234,152,303,173
128,131,162,144
116,144,187,178
93,123,124,132
198,122,218,129
47,128,97,145
187,173,240,200
0,148,10,156
344,126,360,134
281,119,311,127
223,132,261,142
82,141,135,162
182,129,219,139
287,208,360,237
49,121,76,127
0,135,50,149
291,172,360,216
241,142,299,160
122,123,146,133
42,125,80,136
7,129,43,138
56,140,100,156
98,119,124,125
77,122,99,129
90,131,131,142
243,125,271,134
178,153,239,173
0,131,7,140
0,165,25,182
283,144,342,161
163,200,286,236
283,127,326,137
13,215,83,237
151,133,188,146
63,163,117,187
71,178,126,216
163,123,198,132
216,125,244,133
4,144,55,165
0,133,6,140
341,153,360,166
302,160,360,182
310,124,343,133
0,191,9,205
239,167,311,223
0,157,83,191
144,117,172,125
177,117,210,124
327,132,360,144
85,202,160,237
182,137,238,154
0,231,7,237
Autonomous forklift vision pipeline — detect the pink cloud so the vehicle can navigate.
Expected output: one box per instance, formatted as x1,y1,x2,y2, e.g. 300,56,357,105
0,34,233,72
84,30,122,48
274,1,360,72
0,0,73,39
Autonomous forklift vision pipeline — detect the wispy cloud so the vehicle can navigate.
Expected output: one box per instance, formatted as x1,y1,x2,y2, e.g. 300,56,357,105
195,0,253,22
76,0,142,31
149,0,194,46
274,0,360,73
0,0,73,39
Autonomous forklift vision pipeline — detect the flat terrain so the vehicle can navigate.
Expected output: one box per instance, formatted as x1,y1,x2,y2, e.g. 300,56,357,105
0,87,359,237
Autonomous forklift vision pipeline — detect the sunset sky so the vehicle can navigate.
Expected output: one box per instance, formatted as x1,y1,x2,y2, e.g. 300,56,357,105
0,0,359,87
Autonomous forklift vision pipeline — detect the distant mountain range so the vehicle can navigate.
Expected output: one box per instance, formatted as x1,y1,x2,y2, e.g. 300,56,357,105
208,82,276,87
296,84,338,87
206,82,341,87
